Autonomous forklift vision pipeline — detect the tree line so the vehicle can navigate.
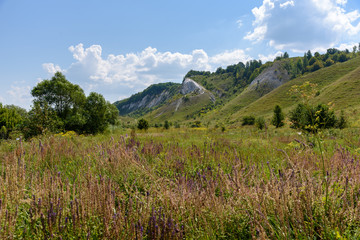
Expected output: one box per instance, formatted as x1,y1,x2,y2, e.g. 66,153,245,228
0,72,118,139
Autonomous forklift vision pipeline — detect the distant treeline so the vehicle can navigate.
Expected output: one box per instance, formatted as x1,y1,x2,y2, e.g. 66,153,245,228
185,47,357,87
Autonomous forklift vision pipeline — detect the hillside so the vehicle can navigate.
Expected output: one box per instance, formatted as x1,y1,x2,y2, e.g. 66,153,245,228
114,82,181,116
229,55,360,125
114,49,359,126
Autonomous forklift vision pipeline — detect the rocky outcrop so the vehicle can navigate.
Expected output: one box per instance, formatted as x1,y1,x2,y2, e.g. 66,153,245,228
114,82,181,116
248,61,290,95
180,78,206,95
118,90,173,112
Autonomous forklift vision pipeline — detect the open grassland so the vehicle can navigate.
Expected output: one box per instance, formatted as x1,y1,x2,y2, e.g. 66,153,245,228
1,127,360,239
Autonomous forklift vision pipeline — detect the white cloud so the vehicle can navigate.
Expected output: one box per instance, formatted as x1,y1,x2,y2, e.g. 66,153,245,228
280,1,295,9
258,51,284,62
43,44,251,103
236,19,243,28
245,0,360,52
6,84,32,109
42,63,63,75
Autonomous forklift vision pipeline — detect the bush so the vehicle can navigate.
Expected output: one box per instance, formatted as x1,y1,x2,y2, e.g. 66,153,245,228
289,103,337,133
191,121,202,128
137,118,149,131
242,116,255,126
255,117,266,130
337,110,347,129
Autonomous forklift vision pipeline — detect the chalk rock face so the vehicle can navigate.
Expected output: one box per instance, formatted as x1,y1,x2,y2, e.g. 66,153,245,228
248,61,290,93
181,78,205,95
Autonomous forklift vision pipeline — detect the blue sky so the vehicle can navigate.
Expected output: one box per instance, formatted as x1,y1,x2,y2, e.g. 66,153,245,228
1,0,360,109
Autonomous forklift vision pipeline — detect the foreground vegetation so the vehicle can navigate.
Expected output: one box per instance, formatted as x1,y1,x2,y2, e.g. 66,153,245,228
1,125,360,239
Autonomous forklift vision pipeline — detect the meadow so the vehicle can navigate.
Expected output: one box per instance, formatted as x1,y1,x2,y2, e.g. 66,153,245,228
0,126,360,239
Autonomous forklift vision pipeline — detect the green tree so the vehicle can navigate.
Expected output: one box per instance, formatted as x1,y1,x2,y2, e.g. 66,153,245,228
32,72,86,119
23,102,63,138
137,118,149,131
303,53,309,71
29,72,118,136
0,103,25,139
84,92,109,134
271,105,284,128
164,120,170,130
306,50,312,60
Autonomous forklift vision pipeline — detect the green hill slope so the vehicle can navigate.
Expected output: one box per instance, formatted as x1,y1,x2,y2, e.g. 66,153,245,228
229,56,360,124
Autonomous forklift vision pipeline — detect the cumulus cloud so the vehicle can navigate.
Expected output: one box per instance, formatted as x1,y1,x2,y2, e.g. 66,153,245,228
42,63,63,75
43,44,251,102
245,0,360,52
6,84,32,109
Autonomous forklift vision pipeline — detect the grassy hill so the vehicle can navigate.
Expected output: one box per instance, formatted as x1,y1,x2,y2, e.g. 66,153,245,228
114,50,360,127
228,55,360,125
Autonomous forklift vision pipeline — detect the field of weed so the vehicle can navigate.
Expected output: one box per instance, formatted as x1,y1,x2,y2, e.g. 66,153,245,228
0,126,360,239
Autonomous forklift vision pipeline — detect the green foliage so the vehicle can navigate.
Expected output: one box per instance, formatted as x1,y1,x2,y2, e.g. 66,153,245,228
84,92,111,134
23,101,63,138
289,103,337,133
337,110,347,129
137,118,149,130
31,72,86,121
271,105,285,128
26,72,118,137
0,103,26,139
242,115,255,126
191,120,202,128
255,116,266,130
310,60,324,72
164,120,170,129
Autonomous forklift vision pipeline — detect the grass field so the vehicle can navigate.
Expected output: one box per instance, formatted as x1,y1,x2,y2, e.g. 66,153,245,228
1,125,360,239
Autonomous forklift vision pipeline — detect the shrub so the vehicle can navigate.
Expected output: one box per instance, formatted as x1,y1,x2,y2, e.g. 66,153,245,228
137,118,149,131
289,103,337,133
337,110,347,129
255,117,266,130
191,121,202,128
242,116,255,126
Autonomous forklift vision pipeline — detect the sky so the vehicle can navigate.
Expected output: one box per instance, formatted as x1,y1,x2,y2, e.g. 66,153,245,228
1,0,360,109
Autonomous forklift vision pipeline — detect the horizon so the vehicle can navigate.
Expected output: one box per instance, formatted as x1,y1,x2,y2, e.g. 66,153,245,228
1,0,360,109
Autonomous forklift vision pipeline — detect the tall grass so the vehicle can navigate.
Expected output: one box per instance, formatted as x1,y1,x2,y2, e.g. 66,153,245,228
0,127,359,239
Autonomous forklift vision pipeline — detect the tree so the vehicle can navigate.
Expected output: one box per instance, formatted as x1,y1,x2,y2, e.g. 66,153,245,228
31,72,86,120
306,50,312,60
271,105,284,128
283,52,289,58
23,101,63,138
0,103,25,139
303,53,309,71
338,52,348,62
137,119,149,131
164,120,170,130
31,72,86,131
84,92,109,134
